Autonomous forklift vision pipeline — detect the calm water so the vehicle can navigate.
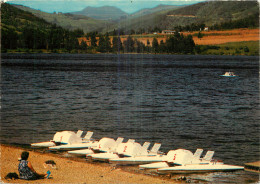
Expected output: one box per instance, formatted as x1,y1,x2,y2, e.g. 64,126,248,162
1,54,259,183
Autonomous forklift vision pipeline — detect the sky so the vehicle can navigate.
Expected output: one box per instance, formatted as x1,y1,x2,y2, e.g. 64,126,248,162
5,0,205,13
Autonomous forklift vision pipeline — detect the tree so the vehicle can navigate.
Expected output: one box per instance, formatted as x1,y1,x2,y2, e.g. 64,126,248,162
152,37,159,53
135,39,145,53
147,39,150,46
165,33,195,54
159,40,165,53
198,31,203,39
46,25,64,50
73,28,84,37
80,40,88,51
97,33,111,53
184,35,195,54
90,32,97,48
63,30,79,52
112,36,123,53
104,33,111,52
2,27,18,49
130,29,135,35
244,46,249,53
97,34,106,52
123,36,135,53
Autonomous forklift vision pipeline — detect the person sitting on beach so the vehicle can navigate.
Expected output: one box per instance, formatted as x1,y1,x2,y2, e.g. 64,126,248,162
18,151,46,180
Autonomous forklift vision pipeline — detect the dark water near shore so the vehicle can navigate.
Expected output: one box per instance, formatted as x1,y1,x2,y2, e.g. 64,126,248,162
1,54,259,183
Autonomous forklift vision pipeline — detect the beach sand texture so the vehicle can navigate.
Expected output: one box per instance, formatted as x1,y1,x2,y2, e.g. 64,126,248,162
1,144,176,184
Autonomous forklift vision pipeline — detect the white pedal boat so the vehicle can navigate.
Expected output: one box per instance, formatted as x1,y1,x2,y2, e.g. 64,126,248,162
90,140,148,162
68,137,124,155
49,141,97,150
139,148,200,169
139,149,244,174
87,139,135,161
139,161,170,170
31,141,57,148
109,154,165,165
109,143,163,165
68,148,95,155
48,131,95,150
90,152,121,161
31,130,85,147
157,163,244,174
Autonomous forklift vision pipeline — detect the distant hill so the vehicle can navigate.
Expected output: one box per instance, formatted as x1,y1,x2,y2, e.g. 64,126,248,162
106,5,183,33
130,4,182,18
71,6,128,20
10,1,259,34
13,4,109,33
165,1,259,26
108,1,259,33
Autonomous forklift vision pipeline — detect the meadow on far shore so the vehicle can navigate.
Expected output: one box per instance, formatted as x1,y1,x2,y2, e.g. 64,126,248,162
4,28,259,56
110,28,260,46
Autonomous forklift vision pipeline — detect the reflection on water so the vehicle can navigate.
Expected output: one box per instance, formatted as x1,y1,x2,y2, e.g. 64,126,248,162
1,54,259,183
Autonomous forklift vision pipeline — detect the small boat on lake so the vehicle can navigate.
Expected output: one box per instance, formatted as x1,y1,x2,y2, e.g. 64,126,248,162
221,71,237,77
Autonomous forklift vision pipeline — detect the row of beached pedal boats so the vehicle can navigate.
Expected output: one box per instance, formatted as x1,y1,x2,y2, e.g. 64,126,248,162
31,130,244,174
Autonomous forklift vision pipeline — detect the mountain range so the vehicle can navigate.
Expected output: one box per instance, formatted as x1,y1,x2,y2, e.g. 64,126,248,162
12,1,259,33
71,6,128,20
111,1,258,33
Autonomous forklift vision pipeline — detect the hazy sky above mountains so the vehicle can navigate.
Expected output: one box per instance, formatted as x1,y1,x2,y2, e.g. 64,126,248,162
6,0,204,13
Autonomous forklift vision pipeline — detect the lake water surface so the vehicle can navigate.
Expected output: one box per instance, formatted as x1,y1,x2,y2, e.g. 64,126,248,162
1,54,259,183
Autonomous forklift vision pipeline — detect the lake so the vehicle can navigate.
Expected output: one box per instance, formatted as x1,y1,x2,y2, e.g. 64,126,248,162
1,53,259,183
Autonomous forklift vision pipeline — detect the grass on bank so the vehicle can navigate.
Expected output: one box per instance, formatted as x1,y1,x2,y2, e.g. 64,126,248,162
2,41,259,56
196,41,259,56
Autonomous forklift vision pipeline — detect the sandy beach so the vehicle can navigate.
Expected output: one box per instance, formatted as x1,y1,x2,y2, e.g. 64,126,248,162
1,144,180,184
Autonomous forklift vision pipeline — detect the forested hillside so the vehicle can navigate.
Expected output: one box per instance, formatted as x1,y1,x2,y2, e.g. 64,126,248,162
11,1,258,34
109,1,259,33
1,3,84,52
12,4,108,33
1,3,196,54
130,4,181,19
166,1,259,26
1,2,258,55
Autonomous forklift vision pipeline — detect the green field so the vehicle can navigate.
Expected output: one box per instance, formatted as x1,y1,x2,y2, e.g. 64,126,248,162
197,41,259,56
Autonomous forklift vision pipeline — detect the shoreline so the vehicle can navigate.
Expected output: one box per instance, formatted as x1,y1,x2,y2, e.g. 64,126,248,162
2,28,259,56
1,144,179,184
1,41,259,57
